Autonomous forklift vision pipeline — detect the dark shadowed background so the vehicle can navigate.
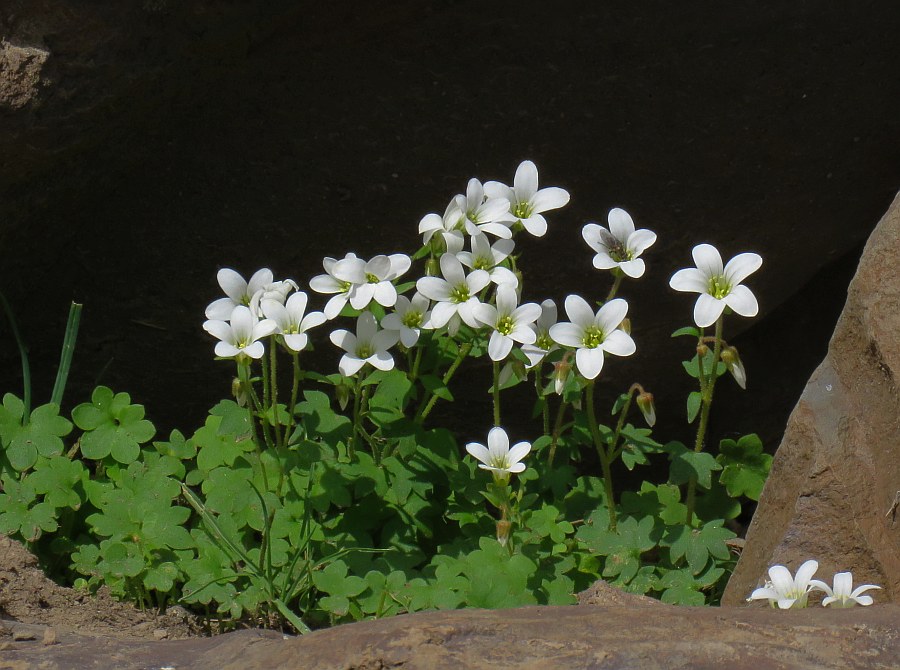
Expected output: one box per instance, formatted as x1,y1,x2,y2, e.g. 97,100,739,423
2,1,899,477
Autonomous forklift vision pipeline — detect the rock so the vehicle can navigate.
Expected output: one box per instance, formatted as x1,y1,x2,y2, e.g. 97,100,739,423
723,191,900,606
0,39,51,110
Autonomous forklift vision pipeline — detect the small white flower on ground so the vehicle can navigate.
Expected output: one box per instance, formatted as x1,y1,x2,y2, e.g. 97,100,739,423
747,559,819,609
329,311,400,377
465,426,531,482
261,292,326,352
473,285,541,361
418,198,466,254
549,296,636,379
332,253,412,310
521,298,559,368
810,572,881,608
582,208,657,278
669,243,762,328
456,232,518,287
484,160,570,237
459,178,514,239
203,305,278,360
309,253,363,320
205,268,274,320
416,253,490,336
381,293,432,347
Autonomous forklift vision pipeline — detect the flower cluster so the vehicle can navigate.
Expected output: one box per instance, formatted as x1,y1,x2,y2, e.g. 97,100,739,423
747,560,881,609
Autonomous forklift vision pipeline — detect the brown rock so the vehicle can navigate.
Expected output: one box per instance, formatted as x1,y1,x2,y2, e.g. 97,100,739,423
0,40,50,110
723,191,900,605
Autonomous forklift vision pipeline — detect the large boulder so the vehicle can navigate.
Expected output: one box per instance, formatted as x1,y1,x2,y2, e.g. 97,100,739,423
723,192,900,605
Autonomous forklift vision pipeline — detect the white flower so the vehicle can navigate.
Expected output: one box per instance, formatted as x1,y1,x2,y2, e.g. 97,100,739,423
381,293,432,347
203,305,278,360
747,560,819,609
249,278,299,316
810,572,881,608
465,426,531,481
473,285,541,361
484,160,570,237
456,232,518,287
582,208,657,278
332,253,411,311
418,198,466,254
459,178,514,239
309,253,362,320
205,268,274,320
669,244,762,328
521,299,559,368
261,292,326,352
329,311,400,377
549,296,635,379
416,253,490,336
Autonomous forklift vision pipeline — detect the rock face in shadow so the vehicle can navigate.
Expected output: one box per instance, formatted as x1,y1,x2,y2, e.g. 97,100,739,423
723,192,900,605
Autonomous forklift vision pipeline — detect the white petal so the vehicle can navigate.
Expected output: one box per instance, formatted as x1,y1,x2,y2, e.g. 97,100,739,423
576,347,604,379
285,292,309,322
332,257,366,283
490,266,519,287
478,221,514,239
723,284,759,318
349,283,376,310
628,229,657,256
607,208,635,240
206,297,237,320
693,294,726,328
472,303,498,327
495,285,518,315
692,244,724,279
428,301,457,328
592,253,619,271
309,274,342,295
832,572,853,597
724,252,762,286
488,332,513,361
324,294,349,320
242,341,265,359
482,180,511,200
217,268,248,302
564,294,595,328
283,333,309,352
513,160,538,199
520,214,548,237
487,427,510,459
329,329,356,353
808,579,833,597
669,268,708,293
549,322,584,348
531,187,570,213
507,441,532,465
214,341,241,358
400,328,420,348
595,298,628,334
767,565,796,594
581,223,605,252
357,311,378,342
439,253,466,285
512,302,542,327
416,277,451,301
748,586,777,602
457,299,482,328
619,258,646,278
373,281,398,307
368,350,395,371
247,269,274,296
203,319,234,343
602,329,636,357
466,442,491,466
300,311,327,332
339,355,366,377
466,269,491,294
229,306,256,341
419,212,443,237
372,329,400,352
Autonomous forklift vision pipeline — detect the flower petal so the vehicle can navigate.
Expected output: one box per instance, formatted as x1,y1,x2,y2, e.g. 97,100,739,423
576,347,605,379
692,244,724,278
767,565,795,594
723,284,759,318
339,354,367,377
507,441,532,465
607,208,635,240
520,213,548,237
564,294,595,328
531,187,570,213
669,268,708,293
628,229,657,256
693,293,726,328
416,277,451,302
602,329,636,357
466,442,491,466
619,258,646,278
794,560,819,589
513,160,538,199
217,268,247,302
206,297,237,320
595,298,628,334
724,252,762,286
549,322,584,347
488,331,513,361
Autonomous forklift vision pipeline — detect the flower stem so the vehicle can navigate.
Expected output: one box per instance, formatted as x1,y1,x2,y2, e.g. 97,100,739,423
535,367,550,436
607,386,636,463
684,315,725,526
586,381,617,531
288,351,301,439
492,360,501,427
269,345,281,448
416,341,472,423
547,399,568,468
605,271,624,303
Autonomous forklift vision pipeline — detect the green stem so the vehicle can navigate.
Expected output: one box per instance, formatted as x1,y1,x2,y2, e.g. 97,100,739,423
410,340,423,383
605,271,624,302
586,381,617,531
684,316,725,526
416,341,472,423
51,302,82,408
289,351,301,439
492,360,501,427
350,374,363,459
546,399,569,468
269,345,281,449
0,289,31,422
535,366,549,436
608,387,636,462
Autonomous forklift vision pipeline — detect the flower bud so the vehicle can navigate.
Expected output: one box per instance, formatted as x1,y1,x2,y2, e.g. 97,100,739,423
335,382,351,411
697,343,709,357
636,391,656,427
553,357,573,395
496,519,512,547
232,377,249,407
619,317,632,335
721,346,747,389
425,256,440,277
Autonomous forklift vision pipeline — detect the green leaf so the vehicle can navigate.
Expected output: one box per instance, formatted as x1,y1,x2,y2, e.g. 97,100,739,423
655,568,707,606
419,374,453,401
27,455,86,509
717,434,771,501
313,561,367,616
154,429,197,460
667,442,721,489
686,391,702,424
663,519,736,575
209,400,253,438
460,537,538,608
671,326,701,339
0,402,72,472
0,477,58,541
73,387,155,463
